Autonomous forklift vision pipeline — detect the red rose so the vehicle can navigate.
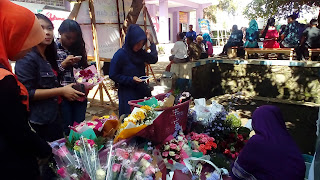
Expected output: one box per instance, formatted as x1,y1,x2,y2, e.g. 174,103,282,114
224,149,230,154
237,134,244,141
230,133,235,138
168,159,174,164
231,153,236,159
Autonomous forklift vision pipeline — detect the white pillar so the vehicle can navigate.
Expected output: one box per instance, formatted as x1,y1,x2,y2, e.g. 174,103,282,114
172,11,179,42
196,5,203,34
159,0,169,43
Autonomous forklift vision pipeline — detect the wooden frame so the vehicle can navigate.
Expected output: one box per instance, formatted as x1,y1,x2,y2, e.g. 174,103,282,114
308,49,320,61
68,0,159,108
245,48,294,61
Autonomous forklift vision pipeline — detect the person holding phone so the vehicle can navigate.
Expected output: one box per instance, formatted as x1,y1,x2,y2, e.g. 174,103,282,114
15,14,85,142
56,19,89,134
110,24,158,116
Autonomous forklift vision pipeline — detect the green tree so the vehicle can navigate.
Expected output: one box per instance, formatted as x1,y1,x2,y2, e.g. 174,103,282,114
244,0,320,20
203,0,237,23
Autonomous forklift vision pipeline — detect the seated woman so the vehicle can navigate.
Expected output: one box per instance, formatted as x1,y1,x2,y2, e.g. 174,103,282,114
244,20,259,48
261,18,280,48
196,35,208,59
166,32,188,71
231,105,305,180
203,33,213,57
221,25,243,55
186,36,202,61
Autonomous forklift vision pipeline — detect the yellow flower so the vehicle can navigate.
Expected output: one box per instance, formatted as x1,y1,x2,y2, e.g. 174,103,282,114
74,145,81,152
120,121,129,129
135,111,146,120
141,105,151,111
100,115,110,119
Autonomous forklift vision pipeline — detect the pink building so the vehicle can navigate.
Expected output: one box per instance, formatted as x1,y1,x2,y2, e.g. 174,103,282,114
146,0,212,43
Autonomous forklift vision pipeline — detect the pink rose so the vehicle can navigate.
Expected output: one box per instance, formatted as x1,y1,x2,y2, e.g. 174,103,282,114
57,167,67,178
112,163,121,172
133,152,143,162
143,154,151,161
145,166,155,175
208,137,215,142
175,155,180,160
169,143,177,149
178,141,184,148
126,167,133,178
116,148,129,159
201,137,209,143
162,151,169,157
87,139,95,147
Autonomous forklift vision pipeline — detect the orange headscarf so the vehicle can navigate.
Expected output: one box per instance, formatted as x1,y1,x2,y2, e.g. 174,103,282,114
0,0,45,108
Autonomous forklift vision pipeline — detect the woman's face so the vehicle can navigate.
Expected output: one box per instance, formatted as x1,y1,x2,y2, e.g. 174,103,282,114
38,19,54,46
196,38,202,44
60,31,78,48
287,17,294,24
133,40,145,52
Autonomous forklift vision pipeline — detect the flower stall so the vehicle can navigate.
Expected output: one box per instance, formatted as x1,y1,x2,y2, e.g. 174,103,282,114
51,92,251,180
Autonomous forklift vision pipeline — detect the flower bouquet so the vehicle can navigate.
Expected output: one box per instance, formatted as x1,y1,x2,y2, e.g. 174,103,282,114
114,105,159,142
73,65,104,90
188,132,217,156
52,136,106,180
104,142,161,180
91,114,121,138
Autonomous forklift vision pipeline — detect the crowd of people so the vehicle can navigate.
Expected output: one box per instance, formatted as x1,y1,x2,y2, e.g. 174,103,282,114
221,11,320,60
166,25,214,71
0,0,319,179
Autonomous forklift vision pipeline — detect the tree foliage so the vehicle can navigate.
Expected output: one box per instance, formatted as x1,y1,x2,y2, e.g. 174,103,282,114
244,0,320,20
203,0,237,23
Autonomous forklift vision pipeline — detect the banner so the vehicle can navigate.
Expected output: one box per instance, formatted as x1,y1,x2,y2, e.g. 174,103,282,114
198,19,210,34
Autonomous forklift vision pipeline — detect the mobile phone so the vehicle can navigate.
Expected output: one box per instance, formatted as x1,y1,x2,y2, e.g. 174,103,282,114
72,83,85,96
74,56,82,59
139,76,150,81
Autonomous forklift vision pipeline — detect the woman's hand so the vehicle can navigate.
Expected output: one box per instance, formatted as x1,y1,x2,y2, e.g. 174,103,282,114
61,83,85,101
61,55,76,68
146,30,154,44
133,76,142,83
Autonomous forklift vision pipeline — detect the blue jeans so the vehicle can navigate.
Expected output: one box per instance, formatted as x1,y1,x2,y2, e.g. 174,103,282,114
61,99,87,135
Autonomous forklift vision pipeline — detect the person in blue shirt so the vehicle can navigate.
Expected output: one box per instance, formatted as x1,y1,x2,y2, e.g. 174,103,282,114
186,25,197,41
110,24,158,116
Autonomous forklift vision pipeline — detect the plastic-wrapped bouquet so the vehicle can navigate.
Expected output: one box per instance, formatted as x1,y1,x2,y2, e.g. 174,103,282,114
73,65,104,89
106,143,161,180
115,105,159,142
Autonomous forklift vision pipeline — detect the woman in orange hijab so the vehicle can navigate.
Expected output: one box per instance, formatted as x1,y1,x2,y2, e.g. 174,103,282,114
0,1,52,179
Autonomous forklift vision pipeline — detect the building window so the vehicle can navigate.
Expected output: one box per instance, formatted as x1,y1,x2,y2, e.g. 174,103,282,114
12,0,64,7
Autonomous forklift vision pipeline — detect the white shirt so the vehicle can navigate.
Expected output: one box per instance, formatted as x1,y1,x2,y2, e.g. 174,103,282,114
171,41,188,59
